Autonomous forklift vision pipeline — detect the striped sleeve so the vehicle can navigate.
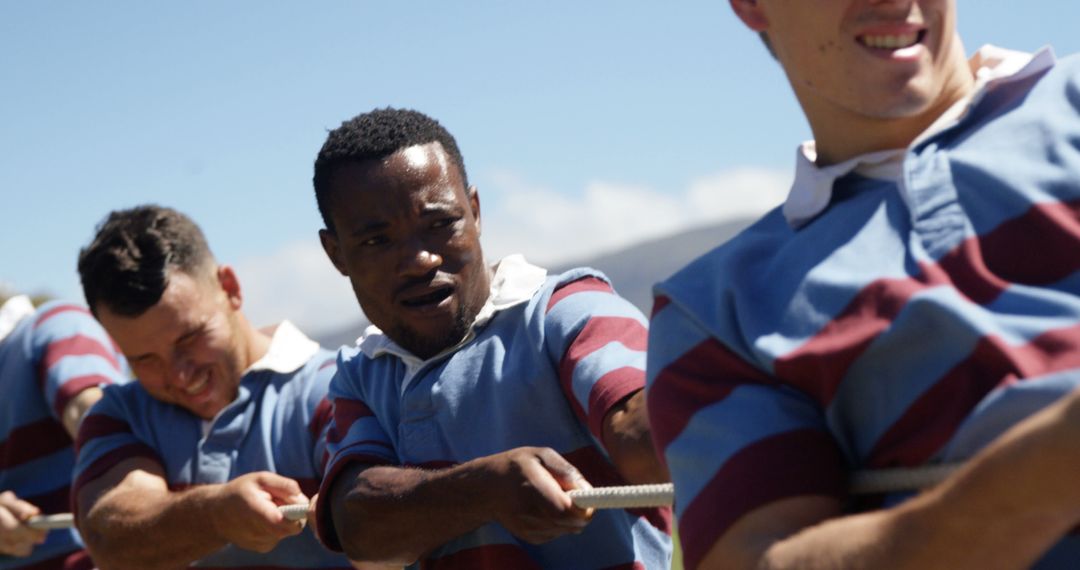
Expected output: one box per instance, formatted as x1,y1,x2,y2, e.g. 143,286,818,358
307,356,339,475
646,296,846,570
72,389,161,516
32,304,128,420
545,275,649,446
314,357,397,552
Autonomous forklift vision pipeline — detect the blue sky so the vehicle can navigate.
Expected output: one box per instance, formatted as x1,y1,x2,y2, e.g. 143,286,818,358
3,1,1078,334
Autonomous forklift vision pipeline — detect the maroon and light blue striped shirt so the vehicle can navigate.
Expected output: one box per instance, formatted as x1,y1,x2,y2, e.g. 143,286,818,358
317,256,671,569
0,299,127,570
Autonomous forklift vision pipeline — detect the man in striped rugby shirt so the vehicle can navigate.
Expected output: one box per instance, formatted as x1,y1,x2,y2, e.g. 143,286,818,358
73,205,350,569
311,108,671,569
647,0,1080,568
0,293,127,570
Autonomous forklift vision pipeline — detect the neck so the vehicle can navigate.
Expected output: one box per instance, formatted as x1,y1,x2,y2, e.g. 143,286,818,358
237,314,273,369
803,41,976,166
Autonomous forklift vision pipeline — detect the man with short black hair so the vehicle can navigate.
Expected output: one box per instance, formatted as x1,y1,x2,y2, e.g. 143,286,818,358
74,205,349,569
312,108,672,568
647,1,1080,568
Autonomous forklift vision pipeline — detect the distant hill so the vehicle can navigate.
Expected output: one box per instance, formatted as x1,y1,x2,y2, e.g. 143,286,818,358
551,217,754,314
312,317,369,351
310,217,754,348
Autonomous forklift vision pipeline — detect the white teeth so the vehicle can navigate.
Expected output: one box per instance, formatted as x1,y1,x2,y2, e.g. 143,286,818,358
185,373,209,395
860,33,919,49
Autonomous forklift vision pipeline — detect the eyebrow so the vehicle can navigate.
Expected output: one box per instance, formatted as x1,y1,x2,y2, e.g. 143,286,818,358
175,324,205,344
419,203,463,217
349,221,390,237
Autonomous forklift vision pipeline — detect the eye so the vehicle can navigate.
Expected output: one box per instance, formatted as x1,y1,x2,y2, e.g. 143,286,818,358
431,217,460,230
359,235,389,247
130,355,165,375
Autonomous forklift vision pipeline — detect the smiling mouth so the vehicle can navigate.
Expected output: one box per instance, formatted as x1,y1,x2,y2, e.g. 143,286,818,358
857,30,926,50
184,370,210,395
401,287,453,308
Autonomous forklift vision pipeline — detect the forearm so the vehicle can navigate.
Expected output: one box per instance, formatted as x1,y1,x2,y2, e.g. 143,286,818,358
721,390,1080,570
333,462,495,564
83,482,228,570
603,391,669,484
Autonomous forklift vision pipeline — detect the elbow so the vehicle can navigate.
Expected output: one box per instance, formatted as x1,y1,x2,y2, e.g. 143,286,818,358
81,524,136,570
608,438,670,485
336,494,420,565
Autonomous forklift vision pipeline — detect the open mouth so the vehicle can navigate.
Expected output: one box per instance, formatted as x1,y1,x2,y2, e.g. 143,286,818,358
857,29,926,50
401,286,453,308
183,369,211,396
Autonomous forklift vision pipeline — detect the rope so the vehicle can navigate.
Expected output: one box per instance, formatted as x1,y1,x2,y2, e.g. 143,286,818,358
568,484,674,509
278,503,309,521
849,464,957,495
24,467,961,530
26,513,74,530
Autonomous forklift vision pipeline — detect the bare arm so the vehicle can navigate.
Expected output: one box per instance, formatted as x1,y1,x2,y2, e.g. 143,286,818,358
327,446,593,565
602,390,669,484
700,388,1080,570
61,386,103,439
78,458,308,570
0,491,47,557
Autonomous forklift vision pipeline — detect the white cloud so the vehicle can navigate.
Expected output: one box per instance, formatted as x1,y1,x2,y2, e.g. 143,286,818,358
234,241,364,337
482,166,791,264
236,166,791,337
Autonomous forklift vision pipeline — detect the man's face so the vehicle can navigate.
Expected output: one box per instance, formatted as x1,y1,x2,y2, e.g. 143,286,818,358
97,268,248,420
739,0,965,122
320,142,491,360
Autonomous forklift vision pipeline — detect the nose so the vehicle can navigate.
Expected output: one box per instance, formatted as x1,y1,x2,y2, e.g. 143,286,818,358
168,355,196,386
398,239,443,276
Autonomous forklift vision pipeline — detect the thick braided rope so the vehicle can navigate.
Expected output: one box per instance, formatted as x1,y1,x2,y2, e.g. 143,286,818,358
26,467,959,529
278,503,309,521
849,464,957,495
568,484,674,509
25,513,75,530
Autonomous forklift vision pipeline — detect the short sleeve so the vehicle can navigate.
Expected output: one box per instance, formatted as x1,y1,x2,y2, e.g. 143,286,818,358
646,296,846,570
72,388,162,518
32,304,128,420
313,353,397,552
544,275,649,448
301,354,339,475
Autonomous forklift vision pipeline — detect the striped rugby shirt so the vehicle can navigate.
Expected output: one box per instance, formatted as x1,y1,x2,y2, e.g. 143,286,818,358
647,46,1080,569
316,255,672,569
73,321,349,569
0,298,127,570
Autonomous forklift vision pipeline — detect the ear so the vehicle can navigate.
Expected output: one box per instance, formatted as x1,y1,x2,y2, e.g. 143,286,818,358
319,229,349,276
467,185,481,234
730,0,769,31
217,265,243,310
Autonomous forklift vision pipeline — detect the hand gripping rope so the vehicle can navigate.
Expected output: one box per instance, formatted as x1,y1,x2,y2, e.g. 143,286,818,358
26,465,957,530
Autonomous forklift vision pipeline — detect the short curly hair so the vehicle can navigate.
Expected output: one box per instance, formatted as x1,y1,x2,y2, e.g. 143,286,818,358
312,107,468,233
77,205,215,317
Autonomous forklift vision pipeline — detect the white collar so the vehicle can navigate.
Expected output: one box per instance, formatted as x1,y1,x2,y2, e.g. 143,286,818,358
358,254,548,370
0,295,35,343
245,320,320,374
783,44,1056,229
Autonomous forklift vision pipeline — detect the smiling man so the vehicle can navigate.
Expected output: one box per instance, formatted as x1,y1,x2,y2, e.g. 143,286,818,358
73,206,350,569
646,0,1080,568
310,108,671,568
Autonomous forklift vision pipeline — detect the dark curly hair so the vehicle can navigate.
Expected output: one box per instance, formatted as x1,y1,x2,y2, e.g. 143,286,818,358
313,107,468,233
77,205,214,317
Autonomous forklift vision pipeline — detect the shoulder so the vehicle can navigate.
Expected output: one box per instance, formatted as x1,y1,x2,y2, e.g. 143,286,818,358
540,268,642,319
29,301,101,337
289,346,339,403
96,380,158,417
657,208,791,314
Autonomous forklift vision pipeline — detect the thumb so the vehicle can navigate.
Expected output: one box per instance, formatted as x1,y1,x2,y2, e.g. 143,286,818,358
254,472,308,505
